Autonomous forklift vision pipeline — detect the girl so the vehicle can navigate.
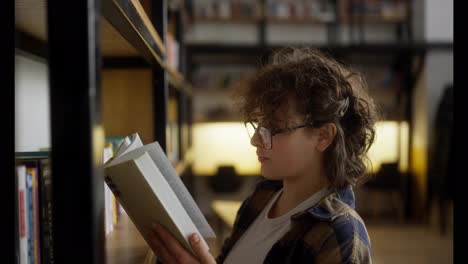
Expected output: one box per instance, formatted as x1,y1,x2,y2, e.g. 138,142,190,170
148,47,378,263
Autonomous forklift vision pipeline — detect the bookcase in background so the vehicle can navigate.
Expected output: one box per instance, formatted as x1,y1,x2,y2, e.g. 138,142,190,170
183,0,453,224
14,0,194,263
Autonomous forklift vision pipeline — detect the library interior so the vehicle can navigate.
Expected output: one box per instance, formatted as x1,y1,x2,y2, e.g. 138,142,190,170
12,0,453,263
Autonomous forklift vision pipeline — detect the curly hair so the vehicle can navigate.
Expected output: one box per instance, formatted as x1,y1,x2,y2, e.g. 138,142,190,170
237,47,380,188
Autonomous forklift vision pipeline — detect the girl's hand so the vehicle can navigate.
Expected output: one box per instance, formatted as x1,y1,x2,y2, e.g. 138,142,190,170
148,223,216,264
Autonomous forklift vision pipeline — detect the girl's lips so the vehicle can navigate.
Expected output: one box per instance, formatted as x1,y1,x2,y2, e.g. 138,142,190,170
258,156,269,163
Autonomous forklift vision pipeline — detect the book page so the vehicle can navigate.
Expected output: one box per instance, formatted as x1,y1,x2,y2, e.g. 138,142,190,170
114,133,143,158
145,143,216,238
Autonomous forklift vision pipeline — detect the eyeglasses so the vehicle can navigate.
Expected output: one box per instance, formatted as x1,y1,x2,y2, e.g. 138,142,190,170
244,121,311,150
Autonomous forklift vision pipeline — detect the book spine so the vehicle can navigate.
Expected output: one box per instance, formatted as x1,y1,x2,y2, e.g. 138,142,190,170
104,183,114,235
26,171,34,264
30,166,41,264
15,165,19,263
104,184,109,235
39,159,54,264
18,166,29,264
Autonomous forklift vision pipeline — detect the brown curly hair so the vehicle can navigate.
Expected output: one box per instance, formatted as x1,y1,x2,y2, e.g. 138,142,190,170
237,47,380,188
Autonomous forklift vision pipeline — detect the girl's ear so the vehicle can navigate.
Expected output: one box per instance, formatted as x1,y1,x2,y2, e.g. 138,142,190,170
316,123,337,152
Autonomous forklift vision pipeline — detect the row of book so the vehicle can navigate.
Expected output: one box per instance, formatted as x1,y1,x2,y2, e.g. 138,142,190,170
266,0,336,22
103,137,128,236
167,32,180,71
14,138,126,263
193,0,262,20
192,0,407,23
349,0,407,19
15,153,53,264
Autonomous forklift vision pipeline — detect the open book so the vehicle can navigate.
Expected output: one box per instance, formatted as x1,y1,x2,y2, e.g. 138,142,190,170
103,133,216,255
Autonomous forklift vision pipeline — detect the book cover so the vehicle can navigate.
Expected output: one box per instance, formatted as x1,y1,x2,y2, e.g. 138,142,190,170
108,134,215,237
105,152,207,255
104,133,215,256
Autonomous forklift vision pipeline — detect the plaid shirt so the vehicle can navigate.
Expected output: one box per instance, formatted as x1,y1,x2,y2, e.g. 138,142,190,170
216,180,372,264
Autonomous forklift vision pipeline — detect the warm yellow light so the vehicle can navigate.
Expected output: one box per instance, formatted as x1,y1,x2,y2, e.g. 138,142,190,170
399,121,409,173
367,121,409,173
192,122,260,176
192,121,409,176
93,125,106,165
212,200,242,228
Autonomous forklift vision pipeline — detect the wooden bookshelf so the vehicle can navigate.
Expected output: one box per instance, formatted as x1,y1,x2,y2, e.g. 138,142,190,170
102,0,166,64
15,0,157,58
101,69,154,144
14,0,193,262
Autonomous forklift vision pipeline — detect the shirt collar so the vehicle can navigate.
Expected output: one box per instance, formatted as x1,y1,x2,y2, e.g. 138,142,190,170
292,184,356,221
257,180,356,222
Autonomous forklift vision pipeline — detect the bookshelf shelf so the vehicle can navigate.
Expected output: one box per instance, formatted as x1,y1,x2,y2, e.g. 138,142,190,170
102,0,166,65
15,0,167,66
14,0,139,57
348,14,407,24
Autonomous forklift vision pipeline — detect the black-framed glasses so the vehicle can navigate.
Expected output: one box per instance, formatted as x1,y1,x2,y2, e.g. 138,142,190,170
244,121,311,150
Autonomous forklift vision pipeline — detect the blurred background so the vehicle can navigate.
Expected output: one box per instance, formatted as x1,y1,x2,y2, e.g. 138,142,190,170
185,2,453,263
15,0,452,263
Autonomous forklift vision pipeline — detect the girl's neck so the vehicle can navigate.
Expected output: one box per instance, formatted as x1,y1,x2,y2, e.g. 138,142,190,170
269,170,329,218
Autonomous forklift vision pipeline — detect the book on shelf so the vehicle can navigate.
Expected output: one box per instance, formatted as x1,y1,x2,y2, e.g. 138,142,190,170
167,32,180,71
15,153,54,264
345,0,407,21
104,143,116,235
17,165,28,264
194,0,261,20
103,141,125,236
266,0,336,22
103,133,216,255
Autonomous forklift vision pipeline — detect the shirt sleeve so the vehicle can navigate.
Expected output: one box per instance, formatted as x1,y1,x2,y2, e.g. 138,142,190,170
314,232,372,264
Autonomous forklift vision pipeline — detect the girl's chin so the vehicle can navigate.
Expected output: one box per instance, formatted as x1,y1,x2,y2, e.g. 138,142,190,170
261,166,282,180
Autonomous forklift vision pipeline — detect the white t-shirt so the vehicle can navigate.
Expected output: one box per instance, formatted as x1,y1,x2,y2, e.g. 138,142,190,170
223,187,331,264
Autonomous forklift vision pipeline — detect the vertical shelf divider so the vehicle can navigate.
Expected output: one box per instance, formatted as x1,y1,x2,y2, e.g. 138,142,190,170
47,0,105,262
5,0,15,261
152,0,169,153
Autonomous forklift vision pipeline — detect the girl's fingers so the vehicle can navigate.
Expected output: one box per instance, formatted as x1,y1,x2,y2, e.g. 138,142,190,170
189,233,216,264
152,223,198,263
147,228,177,264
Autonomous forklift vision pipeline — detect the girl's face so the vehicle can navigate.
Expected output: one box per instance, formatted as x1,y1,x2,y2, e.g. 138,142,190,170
251,97,324,181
